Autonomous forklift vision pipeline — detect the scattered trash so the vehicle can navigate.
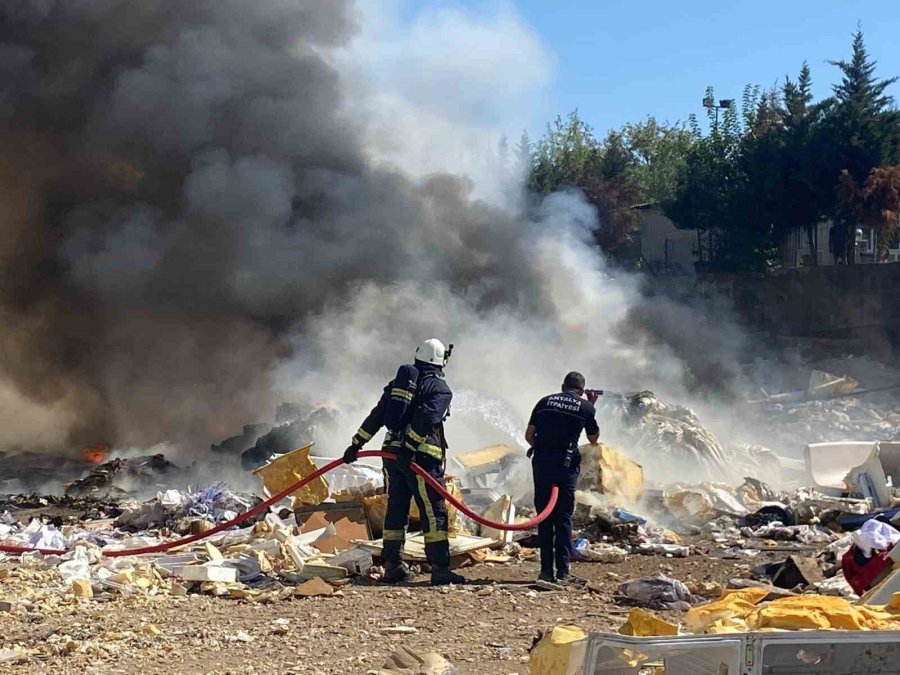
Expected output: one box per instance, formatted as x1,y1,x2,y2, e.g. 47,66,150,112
619,573,694,610
635,543,690,558
375,645,459,675
572,539,627,563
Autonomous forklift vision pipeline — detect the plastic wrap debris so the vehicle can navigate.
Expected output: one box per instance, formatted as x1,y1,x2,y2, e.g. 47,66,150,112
851,519,900,558
815,571,858,598
58,549,92,583
573,539,627,563
314,459,383,497
115,483,256,532
636,543,690,558
619,573,695,610
598,390,728,479
528,625,587,675
741,522,836,544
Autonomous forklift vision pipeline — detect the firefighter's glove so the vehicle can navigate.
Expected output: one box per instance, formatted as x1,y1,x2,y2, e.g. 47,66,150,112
395,447,413,470
342,444,360,464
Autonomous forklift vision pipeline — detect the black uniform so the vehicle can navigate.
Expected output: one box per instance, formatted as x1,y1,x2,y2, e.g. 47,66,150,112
352,362,453,564
528,391,599,579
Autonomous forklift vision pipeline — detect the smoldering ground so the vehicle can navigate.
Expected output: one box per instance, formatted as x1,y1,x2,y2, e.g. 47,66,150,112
1,0,769,473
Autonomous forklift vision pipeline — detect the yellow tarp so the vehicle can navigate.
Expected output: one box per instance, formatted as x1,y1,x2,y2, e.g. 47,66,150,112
529,625,587,675
688,588,900,634
253,443,329,508
619,608,678,637
748,595,900,632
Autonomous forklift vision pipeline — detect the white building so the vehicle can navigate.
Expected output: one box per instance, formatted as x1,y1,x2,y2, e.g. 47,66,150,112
633,203,697,275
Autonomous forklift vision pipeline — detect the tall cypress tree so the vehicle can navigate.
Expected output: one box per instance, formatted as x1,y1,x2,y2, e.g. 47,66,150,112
819,29,900,261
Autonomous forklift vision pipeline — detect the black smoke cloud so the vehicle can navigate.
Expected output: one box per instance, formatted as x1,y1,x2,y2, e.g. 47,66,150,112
0,0,561,453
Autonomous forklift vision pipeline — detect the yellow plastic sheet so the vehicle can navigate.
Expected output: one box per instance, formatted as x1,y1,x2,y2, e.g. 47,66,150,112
529,625,587,675
686,587,772,634
747,595,900,632
619,608,678,636
253,443,330,508
689,588,900,633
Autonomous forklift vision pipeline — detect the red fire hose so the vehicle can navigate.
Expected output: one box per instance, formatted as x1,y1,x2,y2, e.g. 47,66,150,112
0,450,558,557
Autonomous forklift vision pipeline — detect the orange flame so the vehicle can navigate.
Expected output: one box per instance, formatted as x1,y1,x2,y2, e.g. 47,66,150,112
83,443,111,464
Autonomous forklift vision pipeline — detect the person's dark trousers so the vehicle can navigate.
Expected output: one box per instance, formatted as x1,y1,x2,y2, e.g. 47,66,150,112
532,449,580,578
401,452,449,554
382,457,414,556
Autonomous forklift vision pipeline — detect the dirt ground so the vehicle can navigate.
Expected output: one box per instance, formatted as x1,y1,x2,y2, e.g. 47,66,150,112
1,543,778,675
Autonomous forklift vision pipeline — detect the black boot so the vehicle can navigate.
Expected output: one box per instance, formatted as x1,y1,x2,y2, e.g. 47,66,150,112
426,540,466,586
381,539,414,583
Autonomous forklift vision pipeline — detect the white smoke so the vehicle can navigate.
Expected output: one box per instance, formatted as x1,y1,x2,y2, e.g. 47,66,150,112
274,3,752,478
339,0,553,203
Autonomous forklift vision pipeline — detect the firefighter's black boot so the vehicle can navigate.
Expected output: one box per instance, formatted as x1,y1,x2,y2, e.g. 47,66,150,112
426,540,466,586
381,539,414,583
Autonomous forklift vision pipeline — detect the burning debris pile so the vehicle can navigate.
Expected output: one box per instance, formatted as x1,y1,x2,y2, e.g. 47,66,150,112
65,454,176,500
4,425,900,671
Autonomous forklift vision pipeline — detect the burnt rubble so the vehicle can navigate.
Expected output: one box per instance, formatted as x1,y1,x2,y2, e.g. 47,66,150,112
64,454,176,499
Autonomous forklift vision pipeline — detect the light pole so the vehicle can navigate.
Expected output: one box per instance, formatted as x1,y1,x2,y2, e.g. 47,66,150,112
702,97,734,130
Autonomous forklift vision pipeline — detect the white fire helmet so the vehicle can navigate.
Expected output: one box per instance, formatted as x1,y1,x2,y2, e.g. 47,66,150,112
414,338,448,366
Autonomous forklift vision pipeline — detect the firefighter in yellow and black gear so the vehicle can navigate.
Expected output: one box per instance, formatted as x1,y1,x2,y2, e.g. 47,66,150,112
343,339,463,585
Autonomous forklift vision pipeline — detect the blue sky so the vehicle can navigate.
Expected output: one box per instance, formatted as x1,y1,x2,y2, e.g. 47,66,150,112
402,0,900,137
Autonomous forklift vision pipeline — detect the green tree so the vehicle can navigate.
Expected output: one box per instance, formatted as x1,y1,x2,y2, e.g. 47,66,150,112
529,111,642,251
621,117,695,204
821,28,900,261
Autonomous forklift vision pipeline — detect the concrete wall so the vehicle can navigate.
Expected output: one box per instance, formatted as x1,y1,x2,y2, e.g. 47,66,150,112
696,264,900,355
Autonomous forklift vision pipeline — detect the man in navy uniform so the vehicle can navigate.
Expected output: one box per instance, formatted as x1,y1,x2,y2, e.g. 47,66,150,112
525,371,599,583
343,339,464,586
